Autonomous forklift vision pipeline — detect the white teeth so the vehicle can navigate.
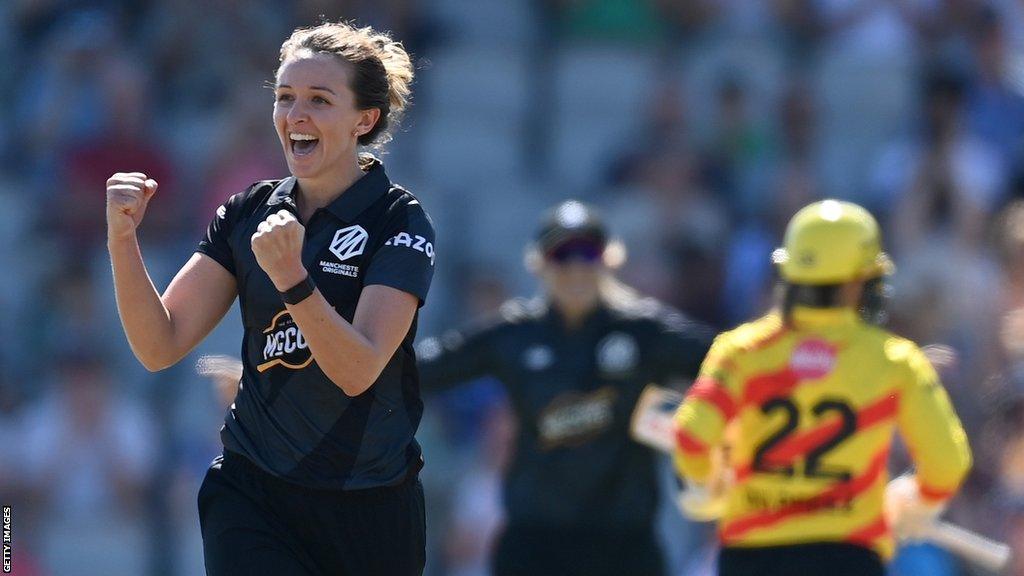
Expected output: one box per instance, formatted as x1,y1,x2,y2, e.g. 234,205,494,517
289,133,318,141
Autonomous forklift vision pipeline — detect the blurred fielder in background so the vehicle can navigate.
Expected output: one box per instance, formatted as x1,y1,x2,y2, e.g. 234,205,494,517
672,200,972,576
415,200,714,576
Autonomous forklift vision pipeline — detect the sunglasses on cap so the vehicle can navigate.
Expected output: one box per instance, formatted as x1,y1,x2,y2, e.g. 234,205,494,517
544,238,605,264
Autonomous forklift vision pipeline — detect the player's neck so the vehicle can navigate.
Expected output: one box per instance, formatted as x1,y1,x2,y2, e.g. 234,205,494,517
296,159,365,216
554,301,599,330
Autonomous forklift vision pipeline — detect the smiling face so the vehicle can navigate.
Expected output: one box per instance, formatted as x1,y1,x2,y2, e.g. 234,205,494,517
273,51,380,186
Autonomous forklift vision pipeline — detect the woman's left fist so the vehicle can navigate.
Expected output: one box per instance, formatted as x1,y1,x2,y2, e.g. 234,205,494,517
252,209,307,291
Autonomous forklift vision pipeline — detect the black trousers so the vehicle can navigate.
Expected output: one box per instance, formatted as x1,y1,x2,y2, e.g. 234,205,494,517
718,542,885,576
492,525,665,576
198,451,425,576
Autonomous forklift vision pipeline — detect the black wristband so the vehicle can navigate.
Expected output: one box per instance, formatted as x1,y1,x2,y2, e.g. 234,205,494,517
280,275,316,305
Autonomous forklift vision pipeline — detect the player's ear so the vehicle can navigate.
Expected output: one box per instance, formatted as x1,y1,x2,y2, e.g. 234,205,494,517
603,239,627,270
355,108,381,138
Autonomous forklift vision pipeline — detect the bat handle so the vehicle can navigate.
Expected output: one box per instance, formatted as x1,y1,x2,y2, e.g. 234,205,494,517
923,520,1011,573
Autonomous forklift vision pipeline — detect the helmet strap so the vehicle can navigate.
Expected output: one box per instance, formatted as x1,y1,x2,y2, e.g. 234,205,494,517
779,282,844,324
858,277,890,326
778,278,890,326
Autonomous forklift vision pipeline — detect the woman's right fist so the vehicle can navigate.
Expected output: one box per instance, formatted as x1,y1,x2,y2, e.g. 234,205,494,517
107,172,158,239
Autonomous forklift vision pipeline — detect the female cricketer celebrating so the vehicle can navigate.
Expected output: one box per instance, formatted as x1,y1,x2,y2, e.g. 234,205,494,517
672,200,972,575
416,200,714,576
106,22,433,576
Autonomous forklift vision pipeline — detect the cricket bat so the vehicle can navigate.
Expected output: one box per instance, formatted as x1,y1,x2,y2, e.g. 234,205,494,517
629,384,1012,573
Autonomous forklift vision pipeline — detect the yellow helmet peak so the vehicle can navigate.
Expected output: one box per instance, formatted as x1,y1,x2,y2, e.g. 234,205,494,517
772,200,894,285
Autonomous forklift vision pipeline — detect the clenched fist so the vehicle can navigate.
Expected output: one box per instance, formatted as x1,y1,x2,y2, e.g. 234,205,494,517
252,209,307,291
106,172,158,239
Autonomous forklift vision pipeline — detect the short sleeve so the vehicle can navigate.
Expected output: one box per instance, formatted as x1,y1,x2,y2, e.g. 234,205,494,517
894,342,972,501
197,191,245,276
364,199,436,306
673,334,740,482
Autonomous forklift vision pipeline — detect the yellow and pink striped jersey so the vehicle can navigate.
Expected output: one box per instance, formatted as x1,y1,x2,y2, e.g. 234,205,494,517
673,306,971,559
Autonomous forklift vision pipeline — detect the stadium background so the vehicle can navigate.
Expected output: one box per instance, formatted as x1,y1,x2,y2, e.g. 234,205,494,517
2,0,1024,574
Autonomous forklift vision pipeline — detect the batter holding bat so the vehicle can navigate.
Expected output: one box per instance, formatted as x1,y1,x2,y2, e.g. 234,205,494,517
672,200,973,576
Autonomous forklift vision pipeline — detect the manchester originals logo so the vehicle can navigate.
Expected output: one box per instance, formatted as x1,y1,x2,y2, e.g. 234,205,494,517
320,260,359,277
258,310,313,372
596,332,639,374
330,225,368,262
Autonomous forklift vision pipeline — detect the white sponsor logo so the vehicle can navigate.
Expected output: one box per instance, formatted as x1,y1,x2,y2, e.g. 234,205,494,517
538,387,617,449
523,345,554,371
384,232,435,265
329,225,368,262
258,311,313,372
790,339,837,379
216,204,227,219
319,260,359,277
596,332,638,374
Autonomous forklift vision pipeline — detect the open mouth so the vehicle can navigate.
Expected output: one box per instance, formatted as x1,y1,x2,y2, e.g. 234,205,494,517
290,133,320,157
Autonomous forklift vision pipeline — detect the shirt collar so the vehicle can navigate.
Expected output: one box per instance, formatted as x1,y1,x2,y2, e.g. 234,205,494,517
266,156,390,222
543,299,610,333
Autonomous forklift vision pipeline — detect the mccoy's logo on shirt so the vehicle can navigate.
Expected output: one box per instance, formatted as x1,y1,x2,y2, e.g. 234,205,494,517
385,232,435,265
258,310,313,372
538,386,617,449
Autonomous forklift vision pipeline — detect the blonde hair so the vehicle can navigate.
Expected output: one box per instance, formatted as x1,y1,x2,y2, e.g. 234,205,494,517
278,21,414,147
598,276,643,308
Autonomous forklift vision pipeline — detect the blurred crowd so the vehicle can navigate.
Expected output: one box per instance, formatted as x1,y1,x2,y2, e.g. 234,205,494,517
2,0,1024,575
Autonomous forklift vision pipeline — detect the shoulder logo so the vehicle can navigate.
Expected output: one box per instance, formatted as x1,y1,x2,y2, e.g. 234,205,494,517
216,204,227,219
384,231,435,265
330,225,368,262
597,332,639,374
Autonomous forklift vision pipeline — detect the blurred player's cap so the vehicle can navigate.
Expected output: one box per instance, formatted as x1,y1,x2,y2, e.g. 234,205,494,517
772,199,894,285
535,200,608,255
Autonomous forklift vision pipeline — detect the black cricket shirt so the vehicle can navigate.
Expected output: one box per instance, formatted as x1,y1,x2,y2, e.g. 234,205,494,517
416,297,714,532
197,157,435,489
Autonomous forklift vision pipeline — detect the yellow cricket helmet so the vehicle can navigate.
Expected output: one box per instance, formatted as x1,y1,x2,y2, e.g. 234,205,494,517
771,200,894,285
